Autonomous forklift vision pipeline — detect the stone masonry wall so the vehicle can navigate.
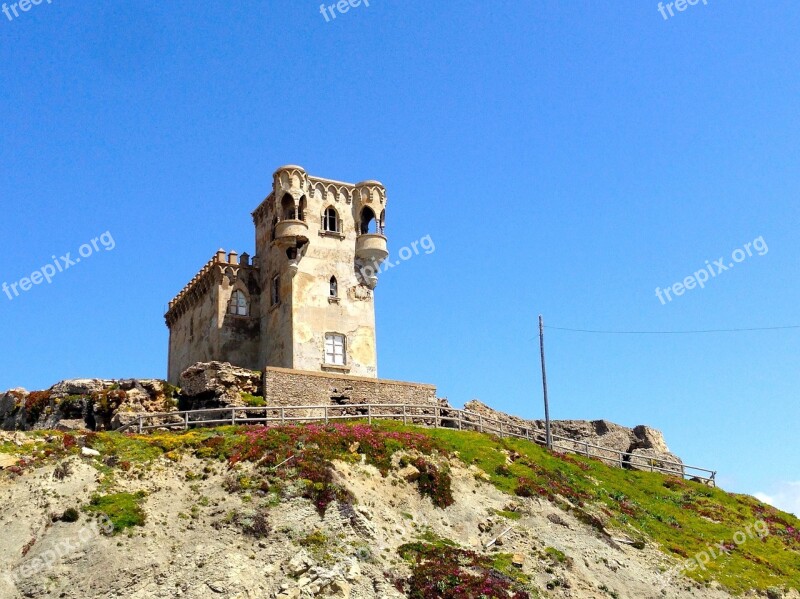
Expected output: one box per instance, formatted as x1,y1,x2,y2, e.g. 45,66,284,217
264,367,438,413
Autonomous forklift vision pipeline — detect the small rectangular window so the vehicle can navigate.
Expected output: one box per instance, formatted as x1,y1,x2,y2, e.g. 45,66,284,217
324,333,346,366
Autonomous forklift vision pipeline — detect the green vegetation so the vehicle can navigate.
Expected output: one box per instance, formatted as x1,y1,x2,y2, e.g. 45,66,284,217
2,421,798,593
59,507,80,523
544,546,568,563
241,393,266,407
299,529,328,547
394,424,800,594
84,491,147,533
493,508,523,520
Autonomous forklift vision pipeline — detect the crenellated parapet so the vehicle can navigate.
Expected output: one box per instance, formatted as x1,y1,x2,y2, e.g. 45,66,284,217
252,165,387,225
164,250,255,327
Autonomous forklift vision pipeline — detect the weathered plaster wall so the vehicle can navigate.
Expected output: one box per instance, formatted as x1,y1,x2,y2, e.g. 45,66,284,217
253,166,386,378
166,256,263,384
167,290,219,384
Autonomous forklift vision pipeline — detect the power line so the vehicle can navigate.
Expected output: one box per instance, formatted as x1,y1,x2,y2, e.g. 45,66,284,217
544,324,800,335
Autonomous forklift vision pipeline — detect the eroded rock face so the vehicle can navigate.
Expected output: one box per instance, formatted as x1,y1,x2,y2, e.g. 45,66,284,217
0,379,179,432
1,363,265,432
462,400,683,472
179,362,262,406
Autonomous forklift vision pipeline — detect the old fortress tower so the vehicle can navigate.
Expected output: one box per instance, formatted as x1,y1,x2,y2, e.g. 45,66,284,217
165,165,437,406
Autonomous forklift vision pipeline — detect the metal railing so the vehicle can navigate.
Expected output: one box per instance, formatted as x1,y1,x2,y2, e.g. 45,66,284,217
115,403,716,486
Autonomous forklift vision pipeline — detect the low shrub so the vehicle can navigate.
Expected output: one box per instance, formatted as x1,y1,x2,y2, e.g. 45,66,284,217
411,458,454,509
84,491,147,533
60,508,80,523
241,394,266,407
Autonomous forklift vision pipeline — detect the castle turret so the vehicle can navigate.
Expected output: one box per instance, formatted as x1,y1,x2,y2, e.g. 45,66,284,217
251,165,387,377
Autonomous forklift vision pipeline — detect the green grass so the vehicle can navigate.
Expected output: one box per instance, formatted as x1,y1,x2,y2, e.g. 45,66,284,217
545,547,568,563
493,508,523,520
84,491,147,533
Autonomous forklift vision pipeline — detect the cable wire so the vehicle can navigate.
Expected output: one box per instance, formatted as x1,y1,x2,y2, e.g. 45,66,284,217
544,325,800,335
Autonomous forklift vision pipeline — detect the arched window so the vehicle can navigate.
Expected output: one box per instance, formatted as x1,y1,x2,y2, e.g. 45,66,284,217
360,207,377,235
298,195,307,222
281,193,295,220
323,207,339,232
228,290,248,316
329,276,338,298
379,209,386,234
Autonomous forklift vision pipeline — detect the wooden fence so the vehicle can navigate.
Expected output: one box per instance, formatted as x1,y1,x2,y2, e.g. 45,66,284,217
115,403,716,486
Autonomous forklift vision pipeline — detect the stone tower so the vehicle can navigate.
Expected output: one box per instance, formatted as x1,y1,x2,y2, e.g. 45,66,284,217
165,165,389,383
251,165,388,377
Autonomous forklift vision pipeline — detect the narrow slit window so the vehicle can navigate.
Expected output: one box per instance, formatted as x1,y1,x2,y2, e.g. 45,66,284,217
329,276,338,298
271,275,280,306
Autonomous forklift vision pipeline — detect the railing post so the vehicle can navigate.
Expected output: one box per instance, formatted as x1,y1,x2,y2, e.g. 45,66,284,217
585,441,589,457
280,407,285,425
231,408,235,426
368,404,372,425
184,412,189,431
403,404,407,425
458,411,462,430
137,415,143,434
325,405,328,424
434,406,439,428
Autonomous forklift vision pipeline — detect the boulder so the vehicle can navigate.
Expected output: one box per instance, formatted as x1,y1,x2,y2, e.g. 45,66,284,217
0,454,19,469
179,362,262,406
55,419,90,432
632,425,671,453
0,390,27,430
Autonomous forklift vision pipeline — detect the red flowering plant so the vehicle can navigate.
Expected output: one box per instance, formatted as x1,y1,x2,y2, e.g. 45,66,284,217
752,504,800,547
397,542,530,599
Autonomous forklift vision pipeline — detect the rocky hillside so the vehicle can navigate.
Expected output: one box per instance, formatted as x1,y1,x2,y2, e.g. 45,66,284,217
0,421,798,599
0,363,683,474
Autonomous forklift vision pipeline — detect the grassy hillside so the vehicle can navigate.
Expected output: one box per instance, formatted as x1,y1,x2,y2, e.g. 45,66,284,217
2,421,798,596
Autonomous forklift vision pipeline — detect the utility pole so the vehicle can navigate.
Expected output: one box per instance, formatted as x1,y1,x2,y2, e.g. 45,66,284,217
539,315,552,450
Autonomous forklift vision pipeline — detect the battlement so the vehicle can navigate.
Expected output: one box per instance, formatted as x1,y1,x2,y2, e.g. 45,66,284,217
164,249,254,327
252,165,387,224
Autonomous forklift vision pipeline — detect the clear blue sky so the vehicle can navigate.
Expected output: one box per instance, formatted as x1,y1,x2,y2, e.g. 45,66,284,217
1,1,798,513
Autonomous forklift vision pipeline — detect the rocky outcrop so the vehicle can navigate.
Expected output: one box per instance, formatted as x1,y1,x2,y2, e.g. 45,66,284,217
0,362,264,433
462,400,683,474
179,361,262,406
0,379,179,432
